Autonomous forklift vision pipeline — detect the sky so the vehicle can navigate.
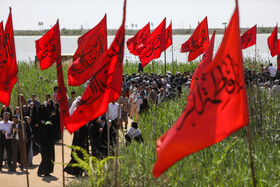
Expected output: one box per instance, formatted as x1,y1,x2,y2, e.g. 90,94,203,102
0,0,279,30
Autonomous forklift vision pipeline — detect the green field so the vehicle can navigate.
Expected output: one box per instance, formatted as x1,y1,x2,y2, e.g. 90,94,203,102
4,60,280,186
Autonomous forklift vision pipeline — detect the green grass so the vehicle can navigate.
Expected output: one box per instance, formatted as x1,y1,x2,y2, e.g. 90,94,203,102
2,59,279,186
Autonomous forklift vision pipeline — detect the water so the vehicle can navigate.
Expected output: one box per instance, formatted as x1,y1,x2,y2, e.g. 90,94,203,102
15,34,278,64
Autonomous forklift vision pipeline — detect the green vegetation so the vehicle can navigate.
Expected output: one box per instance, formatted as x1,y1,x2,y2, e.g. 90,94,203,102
3,60,279,186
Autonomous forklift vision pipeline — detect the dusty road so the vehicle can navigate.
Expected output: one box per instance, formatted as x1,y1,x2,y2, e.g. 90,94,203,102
0,119,132,187
0,129,75,187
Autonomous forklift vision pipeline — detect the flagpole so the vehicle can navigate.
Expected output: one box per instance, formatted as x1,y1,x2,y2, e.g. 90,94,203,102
171,44,174,75
164,50,167,76
17,78,30,187
107,120,110,156
255,36,257,63
115,105,121,187
246,125,257,187
62,130,65,187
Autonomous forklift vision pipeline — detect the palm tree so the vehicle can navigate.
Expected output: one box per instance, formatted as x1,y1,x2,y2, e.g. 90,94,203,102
131,23,134,30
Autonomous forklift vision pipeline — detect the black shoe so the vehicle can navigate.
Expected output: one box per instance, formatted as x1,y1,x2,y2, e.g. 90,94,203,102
37,173,42,177
44,173,51,177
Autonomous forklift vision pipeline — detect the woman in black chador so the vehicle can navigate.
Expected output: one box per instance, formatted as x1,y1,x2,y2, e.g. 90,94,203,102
37,104,55,177
50,103,61,142
64,125,89,177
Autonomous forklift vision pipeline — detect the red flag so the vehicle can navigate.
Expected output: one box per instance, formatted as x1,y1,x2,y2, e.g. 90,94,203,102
165,22,172,50
126,22,150,56
35,21,61,70
56,58,70,131
67,15,107,86
153,2,249,178
139,18,166,68
0,8,18,107
65,0,126,133
180,17,209,62
35,20,69,132
241,25,256,49
268,25,278,57
189,31,216,96
180,39,191,53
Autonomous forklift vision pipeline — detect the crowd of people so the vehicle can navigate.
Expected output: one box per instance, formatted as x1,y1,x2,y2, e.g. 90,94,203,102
0,62,279,177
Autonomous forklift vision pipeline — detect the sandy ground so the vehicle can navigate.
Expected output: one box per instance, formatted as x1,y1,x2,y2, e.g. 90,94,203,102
0,119,132,187
0,129,74,187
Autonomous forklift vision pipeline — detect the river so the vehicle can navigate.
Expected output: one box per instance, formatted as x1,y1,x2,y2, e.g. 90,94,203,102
15,34,278,63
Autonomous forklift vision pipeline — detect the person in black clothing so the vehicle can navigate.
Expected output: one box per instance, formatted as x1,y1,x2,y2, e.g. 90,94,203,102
25,116,35,166
139,90,149,114
89,119,102,158
50,103,61,142
64,124,89,177
98,117,114,158
37,105,55,177
26,102,39,144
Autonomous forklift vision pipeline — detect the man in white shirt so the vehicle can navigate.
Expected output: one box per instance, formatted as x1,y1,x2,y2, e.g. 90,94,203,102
107,101,121,122
106,101,121,147
268,63,277,81
0,112,13,171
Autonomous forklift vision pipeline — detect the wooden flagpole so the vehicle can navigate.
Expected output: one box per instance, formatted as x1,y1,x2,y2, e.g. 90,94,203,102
114,128,119,187
246,125,257,187
164,50,167,76
171,44,174,75
255,34,257,62
17,79,30,187
114,104,121,187
62,130,65,187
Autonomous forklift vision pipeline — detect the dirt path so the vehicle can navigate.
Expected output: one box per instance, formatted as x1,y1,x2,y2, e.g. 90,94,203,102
0,129,75,187
0,118,133,187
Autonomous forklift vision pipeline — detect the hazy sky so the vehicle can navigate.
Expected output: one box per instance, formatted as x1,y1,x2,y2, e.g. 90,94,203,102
0,0,279,30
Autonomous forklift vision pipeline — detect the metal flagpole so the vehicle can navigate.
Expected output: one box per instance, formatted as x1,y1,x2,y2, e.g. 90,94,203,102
17,79,30,187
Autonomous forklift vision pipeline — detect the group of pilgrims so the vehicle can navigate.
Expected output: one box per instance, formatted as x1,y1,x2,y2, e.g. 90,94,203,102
0,62,279,177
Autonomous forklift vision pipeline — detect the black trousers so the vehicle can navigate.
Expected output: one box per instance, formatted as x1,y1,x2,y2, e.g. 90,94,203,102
0,139,12,169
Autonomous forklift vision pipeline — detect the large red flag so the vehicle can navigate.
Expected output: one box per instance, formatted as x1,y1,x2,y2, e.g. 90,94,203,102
139,18,166,68
180,17,209,62
189,31,216,96
126,22,150,56
165,21,172,50
67,15,107,86
241,25,256,49
35,21,61,70
153,2,249,178
268,25,278,57
35,20,69,131
0,8,18,107
65,0,126,133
